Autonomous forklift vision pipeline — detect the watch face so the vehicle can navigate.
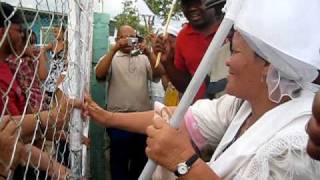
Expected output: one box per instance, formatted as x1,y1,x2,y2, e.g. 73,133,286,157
177,163,188,175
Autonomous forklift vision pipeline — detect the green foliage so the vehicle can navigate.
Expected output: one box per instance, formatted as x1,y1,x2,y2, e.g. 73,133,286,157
114,0,183,36
143,0,183,23
114,0,141,31
114,0,149,36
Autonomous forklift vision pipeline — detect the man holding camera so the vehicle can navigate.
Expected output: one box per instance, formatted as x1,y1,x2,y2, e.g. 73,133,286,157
95,25,161,180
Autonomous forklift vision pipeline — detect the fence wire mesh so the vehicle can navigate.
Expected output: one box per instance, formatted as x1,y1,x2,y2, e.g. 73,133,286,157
0,0,93,179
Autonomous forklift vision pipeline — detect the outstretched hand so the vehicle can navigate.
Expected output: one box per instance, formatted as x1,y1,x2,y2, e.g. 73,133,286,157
82,93,112,127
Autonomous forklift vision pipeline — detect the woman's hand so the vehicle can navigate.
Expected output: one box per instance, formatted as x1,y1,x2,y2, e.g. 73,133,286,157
0,116,24,170
83,94,112,127
145,106,195,172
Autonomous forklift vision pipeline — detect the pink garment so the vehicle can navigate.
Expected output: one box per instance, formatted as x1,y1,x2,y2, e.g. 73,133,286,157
184,108,207,150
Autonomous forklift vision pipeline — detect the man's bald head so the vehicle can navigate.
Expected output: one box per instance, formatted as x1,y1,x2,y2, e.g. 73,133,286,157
115,25,137,54
117,25,136,40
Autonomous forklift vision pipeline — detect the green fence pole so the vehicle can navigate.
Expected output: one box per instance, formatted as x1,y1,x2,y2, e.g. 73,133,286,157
89,12,110,180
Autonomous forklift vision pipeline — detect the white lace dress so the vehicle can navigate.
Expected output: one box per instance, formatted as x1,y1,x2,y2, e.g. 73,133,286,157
185,91,320,180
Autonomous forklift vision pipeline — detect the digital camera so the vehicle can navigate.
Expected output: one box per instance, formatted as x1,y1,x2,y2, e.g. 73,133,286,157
128,36,144,56
128,37,139,47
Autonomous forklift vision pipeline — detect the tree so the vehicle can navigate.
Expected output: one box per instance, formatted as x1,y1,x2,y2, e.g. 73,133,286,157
143,0,183,24
114,0,139,29
114,0,147,35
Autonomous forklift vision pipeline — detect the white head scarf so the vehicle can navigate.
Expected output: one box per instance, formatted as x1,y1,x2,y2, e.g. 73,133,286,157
229,0,320,103
157,26,180,37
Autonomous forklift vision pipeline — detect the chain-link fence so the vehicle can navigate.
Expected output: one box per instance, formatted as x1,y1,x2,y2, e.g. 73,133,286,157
0,0,93,179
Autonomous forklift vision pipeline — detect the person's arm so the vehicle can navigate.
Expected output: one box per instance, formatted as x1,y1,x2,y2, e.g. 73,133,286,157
0,116,23,170
20,144,70,180
154,36,191,92
0,164,8,180
180,159,220,180
139,42,165,79
37,46,49,80
161,74,170,90
0,81,22,116
162,61,191,92
84,94,154,134
9,89,80,142
95,37,129,80
95,46,117,80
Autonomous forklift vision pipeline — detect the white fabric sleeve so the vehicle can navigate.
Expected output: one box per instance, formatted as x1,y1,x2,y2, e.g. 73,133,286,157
189,94,242,149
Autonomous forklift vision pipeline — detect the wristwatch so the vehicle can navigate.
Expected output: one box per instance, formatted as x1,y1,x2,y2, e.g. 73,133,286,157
174,153,199,177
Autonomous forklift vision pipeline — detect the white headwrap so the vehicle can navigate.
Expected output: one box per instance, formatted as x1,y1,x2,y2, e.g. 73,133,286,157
229,0,320,103
157,26,181,37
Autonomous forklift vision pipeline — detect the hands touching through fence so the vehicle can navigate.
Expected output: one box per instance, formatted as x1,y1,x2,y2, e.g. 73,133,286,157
82,94,112,127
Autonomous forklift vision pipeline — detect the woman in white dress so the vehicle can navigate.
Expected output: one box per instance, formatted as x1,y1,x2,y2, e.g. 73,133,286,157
83,0,320,179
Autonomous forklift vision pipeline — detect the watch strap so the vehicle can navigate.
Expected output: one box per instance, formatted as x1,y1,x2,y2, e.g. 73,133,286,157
174,153,199,177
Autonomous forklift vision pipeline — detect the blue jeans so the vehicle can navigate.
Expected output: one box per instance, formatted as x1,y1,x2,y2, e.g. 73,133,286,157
108,128,147,180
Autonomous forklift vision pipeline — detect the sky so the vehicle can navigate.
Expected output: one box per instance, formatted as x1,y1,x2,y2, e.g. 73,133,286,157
102,0,154,18
5,0,185,29
102,0,126,17
6,0,153,18
95,0,185,29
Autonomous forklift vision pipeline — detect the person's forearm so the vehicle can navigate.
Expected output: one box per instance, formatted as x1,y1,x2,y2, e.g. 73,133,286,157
180,159,221,180
145,50,165,78
0,164,8,180
111,111,155,134
37,49,49,80
12,111,58,142
23,145,70,179
90,105,154,134
95,47,117,79
163,62,191,92
11,114,37,142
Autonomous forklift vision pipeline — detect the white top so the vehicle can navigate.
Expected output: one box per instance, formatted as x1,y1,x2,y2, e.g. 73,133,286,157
185,90,320,179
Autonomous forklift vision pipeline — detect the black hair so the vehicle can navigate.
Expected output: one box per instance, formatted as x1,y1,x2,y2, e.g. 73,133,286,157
181,0,226,17
204,0,226,17
22,28,37,44
0,2,23,28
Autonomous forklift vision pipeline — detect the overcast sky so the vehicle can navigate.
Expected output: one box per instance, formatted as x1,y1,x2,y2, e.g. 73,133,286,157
4,0,184,29
5,0,152,17
102,0,154,17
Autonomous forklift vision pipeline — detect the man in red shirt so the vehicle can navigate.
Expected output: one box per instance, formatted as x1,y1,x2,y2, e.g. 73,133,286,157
156,0,226,101
0,2,25,115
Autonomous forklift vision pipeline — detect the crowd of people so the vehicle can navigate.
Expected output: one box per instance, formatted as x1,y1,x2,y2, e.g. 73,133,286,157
0,2,77,180
1,0,320,180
